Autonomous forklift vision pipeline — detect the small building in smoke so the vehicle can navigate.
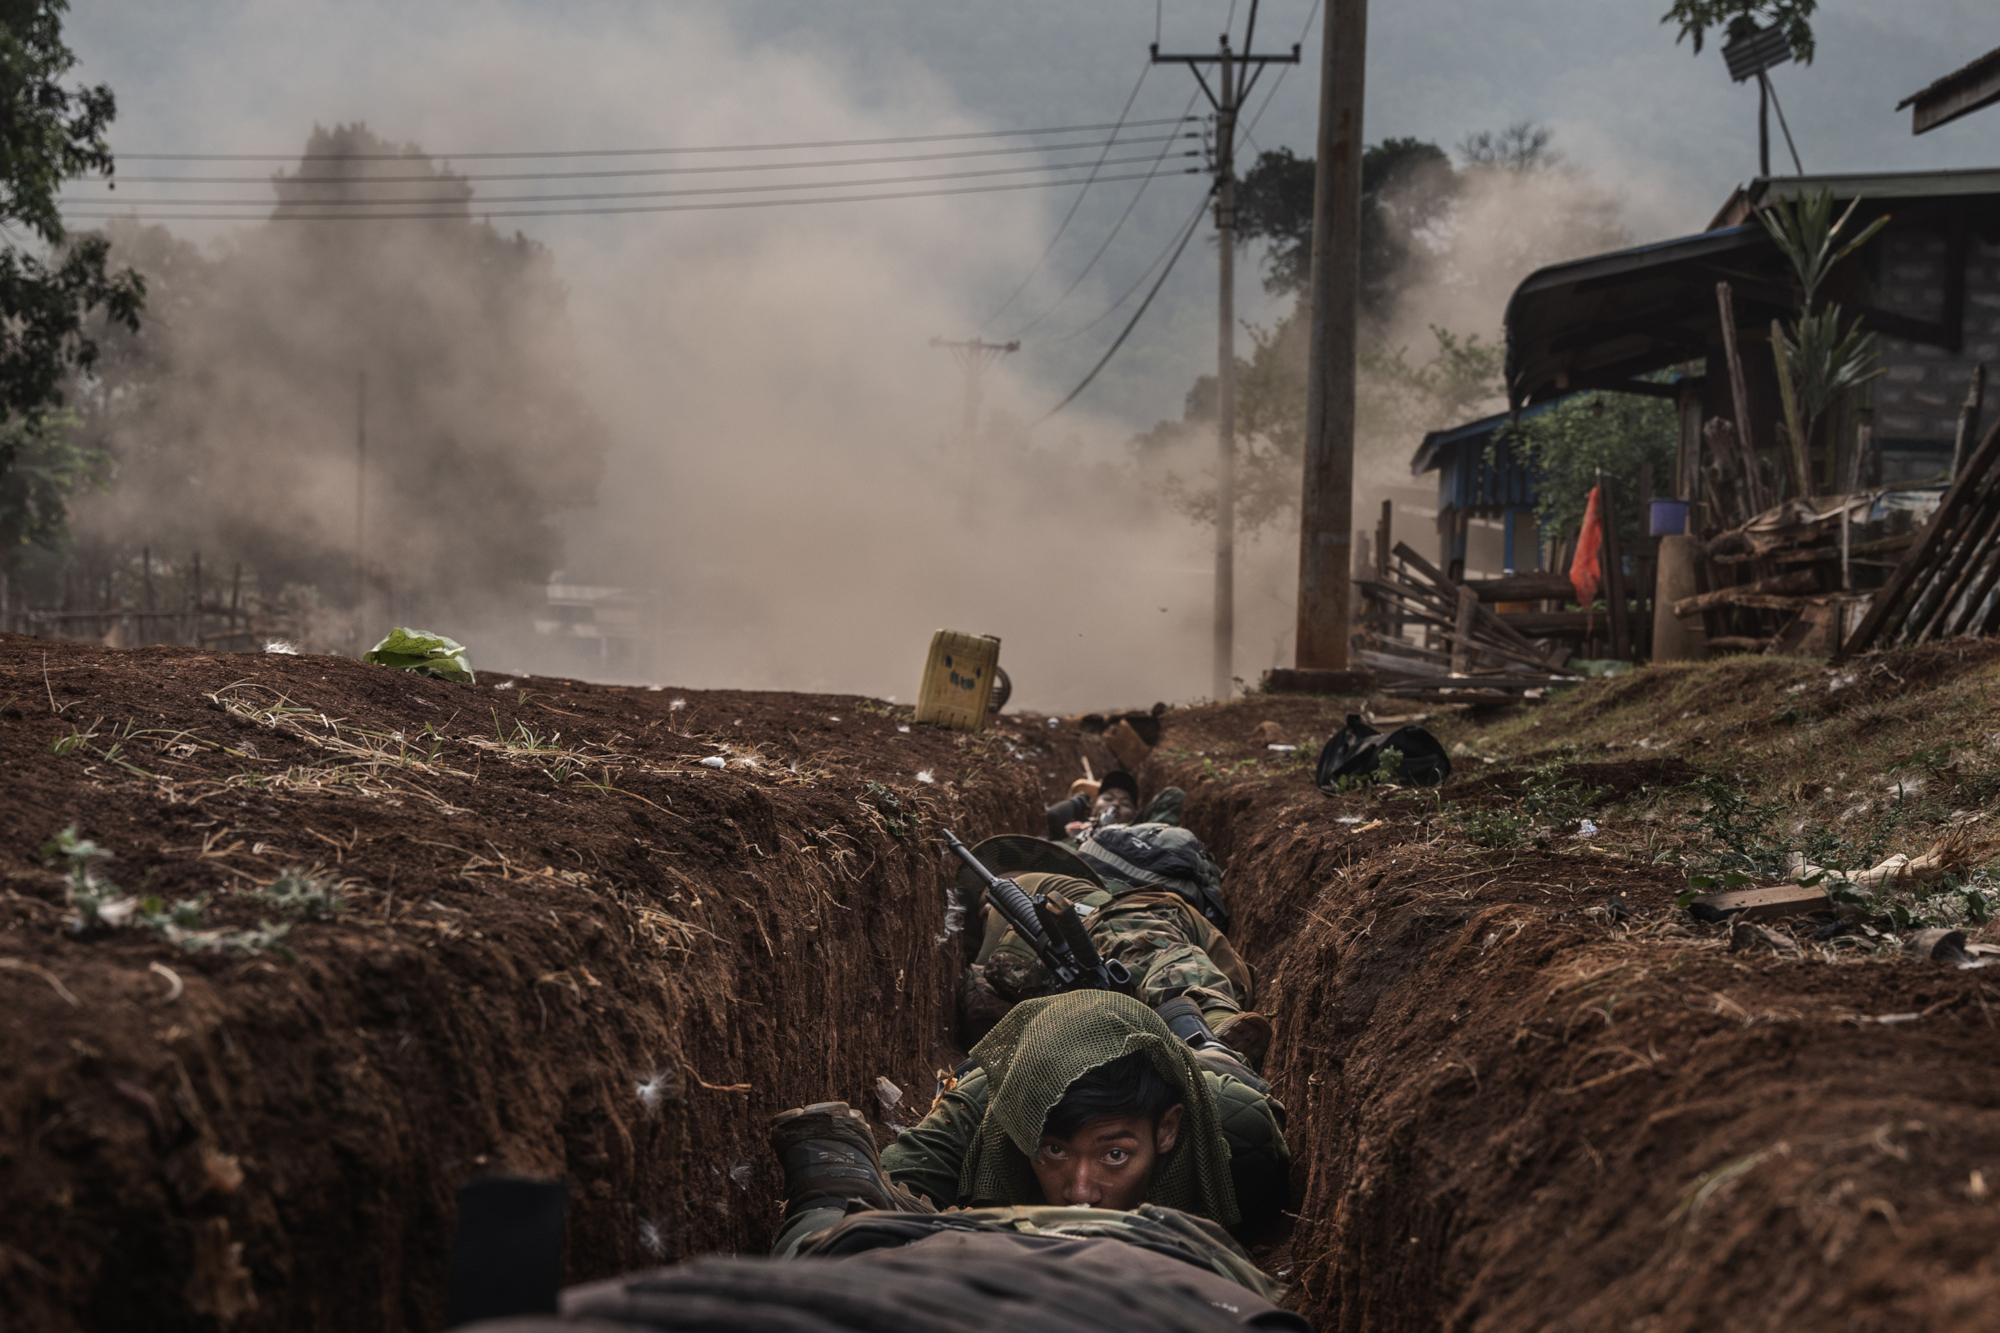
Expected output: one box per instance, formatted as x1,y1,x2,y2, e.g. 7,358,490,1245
1411,402,1557,581
528,577,652,677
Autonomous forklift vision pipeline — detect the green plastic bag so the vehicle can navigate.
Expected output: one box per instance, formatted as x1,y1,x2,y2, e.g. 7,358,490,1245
363,627,475,683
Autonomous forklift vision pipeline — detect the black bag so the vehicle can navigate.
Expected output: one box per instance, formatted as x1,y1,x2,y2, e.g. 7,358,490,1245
1315,714,1451,791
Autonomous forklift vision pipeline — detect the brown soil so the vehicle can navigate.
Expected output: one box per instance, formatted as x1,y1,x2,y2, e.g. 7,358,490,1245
0,634,1089,1332
1154,684,2000,1333
8,633,2000,1333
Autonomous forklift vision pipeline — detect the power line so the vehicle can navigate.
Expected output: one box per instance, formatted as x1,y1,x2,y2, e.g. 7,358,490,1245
977,61,1151,332
90,132,1194,186
1236,0,1320,154
107,117,1198,163
58,168,1195,223
1048,185,1209,347
63,153,1193,211
1007,86,1202,339
1036,185,1210,424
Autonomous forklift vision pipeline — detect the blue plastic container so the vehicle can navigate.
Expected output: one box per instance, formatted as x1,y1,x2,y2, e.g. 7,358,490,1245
1648,498,1689,537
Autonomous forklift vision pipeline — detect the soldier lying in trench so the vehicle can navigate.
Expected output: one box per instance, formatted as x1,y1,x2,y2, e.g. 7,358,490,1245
759,991,1298,1324
1041,768,1190,842
955,829,1273,1069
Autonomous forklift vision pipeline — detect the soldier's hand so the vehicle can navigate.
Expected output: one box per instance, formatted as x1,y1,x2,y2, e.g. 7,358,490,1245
1068,778,1101,802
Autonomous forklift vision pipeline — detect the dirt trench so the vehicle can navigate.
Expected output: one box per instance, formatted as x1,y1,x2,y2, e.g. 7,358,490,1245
0,636,1103,1332
1146,695,2000,1333
10,635,2000,1333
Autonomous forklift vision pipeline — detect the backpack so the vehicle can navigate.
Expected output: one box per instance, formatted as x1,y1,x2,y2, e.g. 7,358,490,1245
1076,823,1231,933
1315,714,1451,792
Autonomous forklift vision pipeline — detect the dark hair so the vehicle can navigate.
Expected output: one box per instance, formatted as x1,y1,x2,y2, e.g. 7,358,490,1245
1098,770,1141,802
1043,1051,1182,1141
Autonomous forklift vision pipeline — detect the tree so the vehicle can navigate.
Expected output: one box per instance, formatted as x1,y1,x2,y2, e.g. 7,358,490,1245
1498,392,1680,558
1456,122,1556,173
0,0,144,581
1139,320,1501,538
1232,137,1453,315
1758,188,1887,495
1661,1,1817,63
0,409,99,560
68,124,608,620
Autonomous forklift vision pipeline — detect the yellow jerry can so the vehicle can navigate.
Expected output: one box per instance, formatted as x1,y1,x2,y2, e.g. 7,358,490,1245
914,630,1001,732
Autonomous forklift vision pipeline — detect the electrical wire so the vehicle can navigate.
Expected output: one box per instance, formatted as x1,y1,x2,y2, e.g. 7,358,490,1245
1036,186,1211,423
1236,0,1319,156
977,61,1153,332
58,168,1196,223
63,152,1192,210
1048,186,1210,347
88,133,1192,186
1006,86,1202,339
107,116,1198,163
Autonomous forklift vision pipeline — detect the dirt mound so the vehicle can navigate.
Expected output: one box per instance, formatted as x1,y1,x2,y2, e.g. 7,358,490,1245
1141,680,2000,1332
0,635,1084,1332
11,633,2000,1333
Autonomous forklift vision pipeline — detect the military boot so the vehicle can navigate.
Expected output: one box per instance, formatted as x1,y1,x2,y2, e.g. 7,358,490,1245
768,1101,897,1216
1211,1011,1273,1071
1155,998,1270,1094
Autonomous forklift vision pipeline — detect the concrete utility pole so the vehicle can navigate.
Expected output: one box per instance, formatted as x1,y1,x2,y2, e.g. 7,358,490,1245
1296,0,1366,670
930,336,1018,516
354,371,367,650
1153,0,1298,699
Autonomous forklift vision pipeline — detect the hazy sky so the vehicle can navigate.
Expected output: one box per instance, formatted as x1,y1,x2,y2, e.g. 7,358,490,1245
65,2,2000,430
54,4,2000,702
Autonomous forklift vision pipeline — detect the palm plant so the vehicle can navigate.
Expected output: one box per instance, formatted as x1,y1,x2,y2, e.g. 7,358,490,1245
1757,188,1889,496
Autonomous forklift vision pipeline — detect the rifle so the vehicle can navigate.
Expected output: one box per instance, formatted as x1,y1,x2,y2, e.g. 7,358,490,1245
942,829,1132,993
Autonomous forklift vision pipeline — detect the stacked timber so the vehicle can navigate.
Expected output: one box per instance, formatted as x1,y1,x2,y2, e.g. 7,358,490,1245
1353,542,1581,703
1844,417,2000,654
1673,491,1882,655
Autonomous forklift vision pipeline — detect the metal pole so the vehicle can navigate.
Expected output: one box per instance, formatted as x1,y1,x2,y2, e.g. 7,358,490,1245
1296,0,1365,670
356,371,367,647
1213,44,1237,699
1757,72,1771,177
963,350,983,518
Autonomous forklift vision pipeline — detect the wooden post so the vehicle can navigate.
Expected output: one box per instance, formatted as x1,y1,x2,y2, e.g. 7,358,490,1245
1450,585,1477,675
1599,476,1631,660
1294,0,1367,671
1716,283,1762,513
1951,364,1987,483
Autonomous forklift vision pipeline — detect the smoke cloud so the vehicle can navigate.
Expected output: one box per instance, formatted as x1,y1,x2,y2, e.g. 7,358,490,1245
51,5,1689,709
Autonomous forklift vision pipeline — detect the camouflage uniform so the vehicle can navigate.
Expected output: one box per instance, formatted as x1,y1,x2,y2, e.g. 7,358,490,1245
970,871,1250,1026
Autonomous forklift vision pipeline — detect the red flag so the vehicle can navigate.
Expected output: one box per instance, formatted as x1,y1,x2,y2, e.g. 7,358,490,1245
1570,485,1604,607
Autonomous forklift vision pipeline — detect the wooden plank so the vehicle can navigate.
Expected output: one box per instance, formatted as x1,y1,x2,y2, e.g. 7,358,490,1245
1672,568,1817,617
1450,586,1477,674
1694,883,1828,921
1464,571,1576,603
1844,412,2000,655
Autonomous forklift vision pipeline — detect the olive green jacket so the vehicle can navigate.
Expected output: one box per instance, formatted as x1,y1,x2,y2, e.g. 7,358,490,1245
880,1060,1291,1237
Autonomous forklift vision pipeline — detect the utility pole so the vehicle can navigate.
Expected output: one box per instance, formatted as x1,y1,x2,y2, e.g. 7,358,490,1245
1153,1,1298,698
355,371,367,649
1296,0,1366,671
930,336,1018,516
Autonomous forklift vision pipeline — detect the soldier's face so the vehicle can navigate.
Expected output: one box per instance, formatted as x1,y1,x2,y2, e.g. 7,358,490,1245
1092,789,1138,825
1030,1105,1183,1210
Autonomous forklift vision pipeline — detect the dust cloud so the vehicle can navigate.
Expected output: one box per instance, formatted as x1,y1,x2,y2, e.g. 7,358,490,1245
58,7,1679,712
58,6,1228,715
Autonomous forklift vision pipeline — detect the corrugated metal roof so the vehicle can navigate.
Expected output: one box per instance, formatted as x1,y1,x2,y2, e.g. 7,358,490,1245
1896,44,2000,134
1505,167,2000,408
1411,399,1566,477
